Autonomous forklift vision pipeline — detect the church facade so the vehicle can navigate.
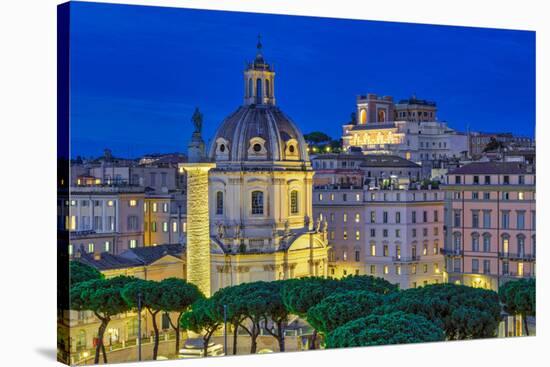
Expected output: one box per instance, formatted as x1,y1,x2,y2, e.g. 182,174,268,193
182,40,330,293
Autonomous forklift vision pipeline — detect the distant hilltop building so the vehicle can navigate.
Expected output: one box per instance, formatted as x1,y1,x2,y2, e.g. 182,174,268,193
341,93,469,169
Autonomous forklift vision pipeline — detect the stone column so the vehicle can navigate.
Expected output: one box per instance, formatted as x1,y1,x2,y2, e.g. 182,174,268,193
180,163,216,297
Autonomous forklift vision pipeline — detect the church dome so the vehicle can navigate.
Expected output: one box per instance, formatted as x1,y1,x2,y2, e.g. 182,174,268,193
208,104,309,164
208,38,309,166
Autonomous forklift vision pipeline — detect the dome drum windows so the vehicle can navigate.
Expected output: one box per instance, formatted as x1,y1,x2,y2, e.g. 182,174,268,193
215,191,224,215
215,137,230,160
284,139,299,160
248,137,267,159
290,190,299,215
251,190,264,215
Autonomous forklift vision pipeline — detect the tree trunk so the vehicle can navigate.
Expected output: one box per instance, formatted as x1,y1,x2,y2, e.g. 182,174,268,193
150,309,160,360
277,321,285,352
94,316,109,364
250,322,259,354
310,329,318,350
232,322,239,355
203,331,213,358
523,314,530,336
174,312,183,355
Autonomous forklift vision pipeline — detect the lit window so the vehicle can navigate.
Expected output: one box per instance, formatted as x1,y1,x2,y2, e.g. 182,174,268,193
370,244,376,256
355,230,360,240
434,263,440,273
330,193,335,201
107,200,114,207
104,241,110,252
370,265,376,274
383,265,389,274
70,216,76,231
356,194,361,201
163,222,168,232
412,265,417,274
172,222,178,233
144,202,147,212
423,264,428,273
163,203,169,213
396,265,401,275
88,243,94,253
129,239,137,249
68,244,73,256
152,202,158,212
343,231,348,240
129,200,137,207
518,192,525,200
183,222,187,232
70,200,76,206
319,193,323,201
355,213,360,223
343,213,348,223
343,251,347,261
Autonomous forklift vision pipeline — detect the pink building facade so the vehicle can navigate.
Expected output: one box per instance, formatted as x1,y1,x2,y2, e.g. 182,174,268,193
443,162,536,291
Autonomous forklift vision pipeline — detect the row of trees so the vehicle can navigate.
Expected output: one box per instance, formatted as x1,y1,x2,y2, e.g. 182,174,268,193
70,262,203,364
70,260,535,363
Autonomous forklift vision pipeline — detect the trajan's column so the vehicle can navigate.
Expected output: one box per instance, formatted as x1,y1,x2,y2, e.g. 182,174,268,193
179,108,215,297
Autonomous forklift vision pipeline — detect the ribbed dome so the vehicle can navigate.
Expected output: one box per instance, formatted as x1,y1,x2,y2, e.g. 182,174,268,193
208,104,309,164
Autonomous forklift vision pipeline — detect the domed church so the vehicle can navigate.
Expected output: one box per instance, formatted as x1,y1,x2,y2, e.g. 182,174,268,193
198,39,329,291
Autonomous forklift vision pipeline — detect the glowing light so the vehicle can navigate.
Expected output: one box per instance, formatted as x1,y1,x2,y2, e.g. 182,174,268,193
181,163,216,297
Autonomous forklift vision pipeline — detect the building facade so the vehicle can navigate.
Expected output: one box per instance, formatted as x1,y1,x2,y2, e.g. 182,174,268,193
442,162,536,290
313,185,445,289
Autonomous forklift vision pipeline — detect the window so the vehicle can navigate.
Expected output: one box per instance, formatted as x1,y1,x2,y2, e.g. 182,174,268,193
370,211,376,223
129,199,137,207
483,211,491,228
355,250,360,262
395,229,401,238
434,210,439,222
434,263,440,274
483,234,491,252
434,227,439,236
396,265,401,275
163,203,168,213
162,222,168,232
423,211,428,223
383,245,389,257
152,202,158,212
370,244,376,256
356,194,361,201
104,241,110,252
343,213,348,223
319,193,323,201
343,231,348,240
472,211,479,228
473,176,479,184
150,172,156,186
483,260,491,274
172,222,178,233
472,192,479,200
423,243,428,256
518,262,524,276
383,229,388,237
330,213,335,222
93,216,102,231
455,176,461,184
472,234,479,252
423,228,428,237
454,210,461,227
501,211,510,229
519,175,525,184
342,193,347,202
412,211,417,223
502,192,510,201
343,251,347,261
216,191,224,215
355,231,360,240
395,212,401,223
330,231,335,240
107,200,114,207
412,228,417,237
503,176,510,185
484,176,491,185
129,239,137,249
370,265,376,274
287,190,299,214
382,211,388,224
151,221,157,232
370,229,376,237
88,243,94,253
472,259,479,273
518,192,525,200
355,213,360,223
517,211,525,229
127,216,139,231
423,264,428,273
517,236,525,256
412,264,417,274
502,261,509,275
383,265,389,274
251,191,264,215
483,192,490,200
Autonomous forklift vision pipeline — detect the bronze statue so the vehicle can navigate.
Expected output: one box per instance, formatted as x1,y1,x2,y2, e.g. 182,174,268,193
191,107,203,134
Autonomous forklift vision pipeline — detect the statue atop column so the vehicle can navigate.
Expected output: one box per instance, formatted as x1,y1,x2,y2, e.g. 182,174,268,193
188,107,206,163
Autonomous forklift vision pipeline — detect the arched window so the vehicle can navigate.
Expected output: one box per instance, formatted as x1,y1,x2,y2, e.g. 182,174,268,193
378,109,386,122
265,79,270,98
256,78,262,104
251,191,264,215
453,232,461,251
248,78,253,98
517,234,525,256
290,190,299,214
216,191,223,215
471,233,480,252
360,109,367,124
501,234,510,254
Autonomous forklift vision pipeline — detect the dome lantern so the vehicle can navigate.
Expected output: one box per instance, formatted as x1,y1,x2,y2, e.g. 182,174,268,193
244,35,276,106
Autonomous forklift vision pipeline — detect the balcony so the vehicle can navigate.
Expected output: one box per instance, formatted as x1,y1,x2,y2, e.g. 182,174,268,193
440,248,463,256
498,252,536,262
504,272,534,278
392,255,421,262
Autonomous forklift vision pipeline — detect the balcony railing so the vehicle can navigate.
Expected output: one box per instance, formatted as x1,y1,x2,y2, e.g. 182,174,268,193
392,255,421,262
499,252,536,261
441,248,463,256
504,271,534,278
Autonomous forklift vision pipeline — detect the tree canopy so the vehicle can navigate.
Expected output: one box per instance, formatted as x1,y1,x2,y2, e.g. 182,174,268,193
499,279,536,335
307,290,384,335
375,284,501,340
326,311,445,348
70,261,103,285
180,297,223,357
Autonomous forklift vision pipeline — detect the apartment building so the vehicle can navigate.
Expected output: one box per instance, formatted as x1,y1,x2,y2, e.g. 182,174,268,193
313,185,445,289
69,186,145,256
442,162,536,291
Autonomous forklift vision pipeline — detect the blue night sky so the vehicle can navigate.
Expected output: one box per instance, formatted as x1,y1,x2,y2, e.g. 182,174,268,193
69,1,536,159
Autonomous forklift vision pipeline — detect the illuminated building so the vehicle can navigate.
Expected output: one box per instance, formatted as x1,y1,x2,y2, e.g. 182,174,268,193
341,94,468,168
313,185,445,288
442,161,536,291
